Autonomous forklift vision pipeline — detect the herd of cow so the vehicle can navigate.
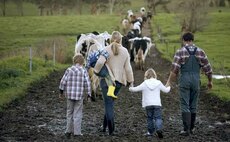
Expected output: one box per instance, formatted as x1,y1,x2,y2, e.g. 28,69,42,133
74,7,154,100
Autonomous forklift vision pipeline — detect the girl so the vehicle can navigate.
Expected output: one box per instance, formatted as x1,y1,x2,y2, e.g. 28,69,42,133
129,68,170,138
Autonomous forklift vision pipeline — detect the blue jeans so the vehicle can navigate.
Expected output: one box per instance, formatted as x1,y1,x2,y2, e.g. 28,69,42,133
145,105,163,134
100,79,122,135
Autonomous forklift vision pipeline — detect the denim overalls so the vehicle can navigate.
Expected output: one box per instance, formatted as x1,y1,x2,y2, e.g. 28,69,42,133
179,46,200,113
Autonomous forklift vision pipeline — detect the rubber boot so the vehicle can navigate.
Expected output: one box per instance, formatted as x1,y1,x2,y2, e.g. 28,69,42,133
180,112,191,136
190,113,196,134
107,86,117,99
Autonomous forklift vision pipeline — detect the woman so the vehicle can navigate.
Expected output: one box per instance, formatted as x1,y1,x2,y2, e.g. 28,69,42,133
94,31,134,135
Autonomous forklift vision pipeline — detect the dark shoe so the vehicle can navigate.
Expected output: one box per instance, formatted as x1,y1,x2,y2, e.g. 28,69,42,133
74,133,83,136
64,132,71,139
180,130,190,136
144,132,153,137
156,130,163,139
108,132,118,136
98,125,106,132
190,127,195,134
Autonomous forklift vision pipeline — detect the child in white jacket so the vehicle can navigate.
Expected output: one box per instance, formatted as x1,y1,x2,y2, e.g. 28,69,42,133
129,68,170,138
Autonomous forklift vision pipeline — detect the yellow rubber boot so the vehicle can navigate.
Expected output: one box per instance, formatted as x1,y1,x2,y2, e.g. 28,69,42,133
107,86,117,99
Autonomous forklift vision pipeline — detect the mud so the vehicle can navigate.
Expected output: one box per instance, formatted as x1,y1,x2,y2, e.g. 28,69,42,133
0,22,229,142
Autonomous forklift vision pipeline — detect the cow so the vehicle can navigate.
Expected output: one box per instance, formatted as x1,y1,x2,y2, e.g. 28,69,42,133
121,19,130,35
75,32,112,101
129,37,153,70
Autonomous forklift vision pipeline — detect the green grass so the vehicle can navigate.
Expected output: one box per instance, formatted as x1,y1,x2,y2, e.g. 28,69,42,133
151,10,230,101
0,14,121,110
0,56,67,110
0,15,121,51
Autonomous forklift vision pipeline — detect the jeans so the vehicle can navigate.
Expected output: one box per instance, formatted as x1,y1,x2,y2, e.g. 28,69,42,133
100,79,122,135
145,105,163,134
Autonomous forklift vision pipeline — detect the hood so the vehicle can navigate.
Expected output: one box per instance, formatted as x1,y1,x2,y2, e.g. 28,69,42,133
144,78,161,90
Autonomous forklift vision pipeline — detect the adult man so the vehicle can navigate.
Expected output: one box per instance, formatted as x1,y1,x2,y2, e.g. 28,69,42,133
166,32,213,136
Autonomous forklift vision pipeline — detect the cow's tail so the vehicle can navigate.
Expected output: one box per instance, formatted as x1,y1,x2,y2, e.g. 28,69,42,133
137,48,143,60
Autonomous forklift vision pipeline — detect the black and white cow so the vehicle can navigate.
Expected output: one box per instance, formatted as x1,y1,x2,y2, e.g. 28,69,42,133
129,37,153,70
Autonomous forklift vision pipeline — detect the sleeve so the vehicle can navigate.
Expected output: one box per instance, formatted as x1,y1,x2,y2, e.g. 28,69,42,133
159,82,171,93
84,69,92,96
93,54,107,74
129,82,144,92
59,69,69,91
124,51,134,83
199,50,213,78
171,49,181,75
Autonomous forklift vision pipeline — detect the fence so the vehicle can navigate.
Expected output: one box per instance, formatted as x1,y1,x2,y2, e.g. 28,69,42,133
0,37,73,73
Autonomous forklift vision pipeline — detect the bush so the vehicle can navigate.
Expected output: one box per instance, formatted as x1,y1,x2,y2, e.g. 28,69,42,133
0,68,25,79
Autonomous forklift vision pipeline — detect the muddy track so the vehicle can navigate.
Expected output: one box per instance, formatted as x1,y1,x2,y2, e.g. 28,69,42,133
0,22,229,142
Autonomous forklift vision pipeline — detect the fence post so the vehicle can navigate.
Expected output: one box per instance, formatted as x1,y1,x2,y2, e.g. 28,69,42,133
53,41,56,66
29,47,32,73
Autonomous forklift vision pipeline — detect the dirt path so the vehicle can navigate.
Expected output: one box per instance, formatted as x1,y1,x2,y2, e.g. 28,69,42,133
0,22,229,142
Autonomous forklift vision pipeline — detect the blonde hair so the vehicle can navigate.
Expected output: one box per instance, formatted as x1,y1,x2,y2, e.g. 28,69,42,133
73,53,84,65
110,31,122,56
144,68,157,80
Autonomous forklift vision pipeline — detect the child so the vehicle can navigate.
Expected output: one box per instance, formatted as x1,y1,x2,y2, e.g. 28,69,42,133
59,53,91,138
86,49,117,99
129,68,170,138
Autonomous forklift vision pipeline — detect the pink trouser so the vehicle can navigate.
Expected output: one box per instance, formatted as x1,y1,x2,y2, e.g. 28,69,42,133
65,99,83,135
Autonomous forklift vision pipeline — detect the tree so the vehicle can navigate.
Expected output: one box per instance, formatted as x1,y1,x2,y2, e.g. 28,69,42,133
108,0,115,14
0,0,7,16
175,0,210,33
115,0,131,14
13,0,24,16
146,0,170,15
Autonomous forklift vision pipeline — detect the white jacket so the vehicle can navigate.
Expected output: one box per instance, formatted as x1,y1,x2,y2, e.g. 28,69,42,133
129,78,170,108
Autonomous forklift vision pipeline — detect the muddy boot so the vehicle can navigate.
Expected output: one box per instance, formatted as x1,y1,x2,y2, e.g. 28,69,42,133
180,112,191,136
107,86,117,99
190,113,196,134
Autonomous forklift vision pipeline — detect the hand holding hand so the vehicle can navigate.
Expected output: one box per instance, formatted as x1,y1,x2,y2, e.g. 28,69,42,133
165,82,170,87
129,82,134,87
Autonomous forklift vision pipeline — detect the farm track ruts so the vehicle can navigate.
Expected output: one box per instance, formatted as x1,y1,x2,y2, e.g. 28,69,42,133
0,22,229,142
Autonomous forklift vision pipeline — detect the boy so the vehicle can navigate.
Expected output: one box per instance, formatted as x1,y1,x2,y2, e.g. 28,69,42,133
59,53,91,138
129,68,170,138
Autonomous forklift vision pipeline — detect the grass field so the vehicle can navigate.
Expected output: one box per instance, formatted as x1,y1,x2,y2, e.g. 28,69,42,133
151,9,230,101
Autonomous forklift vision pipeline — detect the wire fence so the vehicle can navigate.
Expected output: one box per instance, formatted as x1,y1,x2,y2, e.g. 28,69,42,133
0,37,73,72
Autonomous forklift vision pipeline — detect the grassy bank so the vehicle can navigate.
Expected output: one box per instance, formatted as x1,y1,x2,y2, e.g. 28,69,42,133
151,10,230,101
0,56,67,111
0,15,121,110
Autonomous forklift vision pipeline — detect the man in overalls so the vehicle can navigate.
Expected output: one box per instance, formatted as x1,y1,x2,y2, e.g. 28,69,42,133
166,32,213,136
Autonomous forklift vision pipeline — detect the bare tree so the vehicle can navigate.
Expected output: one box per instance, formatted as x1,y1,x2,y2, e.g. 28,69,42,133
13,0,24,16
175,0,210,33
116,0,131,14
76,0,83,15
108,0,115,14
146,0,170,15
0,0,7,16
